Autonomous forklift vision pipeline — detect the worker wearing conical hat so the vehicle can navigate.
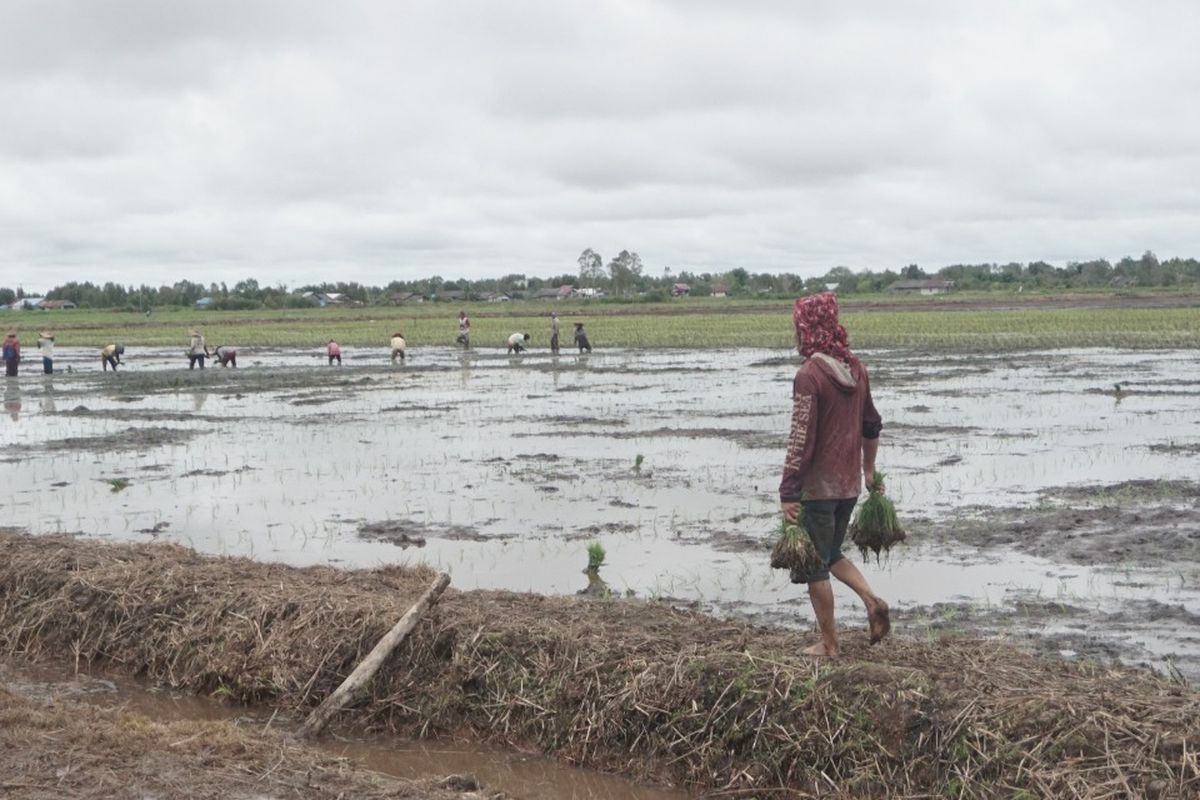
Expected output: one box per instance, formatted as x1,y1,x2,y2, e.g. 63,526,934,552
37,332,55,375
188,330,208,370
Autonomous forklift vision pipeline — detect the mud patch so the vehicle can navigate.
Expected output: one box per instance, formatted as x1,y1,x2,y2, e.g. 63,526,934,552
180,466,257,478
541,415,630,427
29,427,204,454
903,594,1200,682
289,394,341,406
382,403,460,413
564,522,639,541
517,426,783,450
358,518,513,546
927,485,1200,568
56,406,234,424
1148,442,1200,456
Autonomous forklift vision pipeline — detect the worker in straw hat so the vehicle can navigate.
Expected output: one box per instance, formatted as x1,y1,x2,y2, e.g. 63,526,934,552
37,332,55,375
101,343,125,371
780,292,889,656
187,329,208,369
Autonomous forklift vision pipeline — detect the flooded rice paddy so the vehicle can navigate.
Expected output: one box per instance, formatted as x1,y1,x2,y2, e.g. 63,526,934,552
3,345,1199,681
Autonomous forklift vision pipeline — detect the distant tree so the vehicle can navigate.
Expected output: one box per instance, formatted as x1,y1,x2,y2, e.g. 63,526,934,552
0,288,14,306
578,248,605,287
824,266,856,293
607,250,643,296
497,273,527,293
233,278,262,300
902,264,926,280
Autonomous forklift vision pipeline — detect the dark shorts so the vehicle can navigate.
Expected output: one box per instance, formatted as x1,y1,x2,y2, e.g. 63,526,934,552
796,497,858,584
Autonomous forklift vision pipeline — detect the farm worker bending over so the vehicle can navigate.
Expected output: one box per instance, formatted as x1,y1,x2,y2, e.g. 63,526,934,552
37,332,54,374
573,322,592,354
188,330,207,369
213,345,237,367
455,311,471,348
390,333,407,364
326,340,342,365
549,312,560,354
3,331,20,377
780,292,889,657
101,344,125,371
506,332,530,354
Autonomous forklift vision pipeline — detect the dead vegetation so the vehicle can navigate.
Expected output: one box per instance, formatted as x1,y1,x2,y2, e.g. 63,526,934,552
0,686,503,799
0,532,1197,799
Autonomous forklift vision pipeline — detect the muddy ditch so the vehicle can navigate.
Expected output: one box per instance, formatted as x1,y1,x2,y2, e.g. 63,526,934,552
0,680,505,800
1,532,1198,799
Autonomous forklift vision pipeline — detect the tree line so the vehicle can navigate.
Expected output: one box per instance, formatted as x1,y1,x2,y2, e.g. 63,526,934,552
2,250,1197,311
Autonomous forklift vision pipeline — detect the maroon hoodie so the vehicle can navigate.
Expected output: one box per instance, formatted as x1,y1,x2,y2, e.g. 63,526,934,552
779,353,883,502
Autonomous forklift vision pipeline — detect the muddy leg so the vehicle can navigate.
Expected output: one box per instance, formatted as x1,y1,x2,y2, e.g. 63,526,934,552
829,560,890,643
805,579,838,656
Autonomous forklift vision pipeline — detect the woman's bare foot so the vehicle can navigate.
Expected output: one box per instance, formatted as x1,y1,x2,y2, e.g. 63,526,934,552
803,641,838,657
868,599,891,644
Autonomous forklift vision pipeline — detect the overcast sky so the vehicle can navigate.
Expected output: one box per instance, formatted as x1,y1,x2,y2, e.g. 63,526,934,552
3,1,1199,290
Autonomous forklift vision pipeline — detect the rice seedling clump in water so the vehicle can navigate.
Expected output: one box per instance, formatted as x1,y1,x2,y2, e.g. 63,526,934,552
769,513,822,583
850,470,907,560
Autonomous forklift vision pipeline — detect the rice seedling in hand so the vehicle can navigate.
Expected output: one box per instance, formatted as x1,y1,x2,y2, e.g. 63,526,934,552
769,513,821,583
850,470,907,560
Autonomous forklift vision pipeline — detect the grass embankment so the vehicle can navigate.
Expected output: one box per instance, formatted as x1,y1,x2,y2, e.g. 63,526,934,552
1,532,1196,799
4,291,1199,349
0,687,497,799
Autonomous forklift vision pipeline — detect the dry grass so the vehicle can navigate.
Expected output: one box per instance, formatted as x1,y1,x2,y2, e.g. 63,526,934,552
1,532,1197,799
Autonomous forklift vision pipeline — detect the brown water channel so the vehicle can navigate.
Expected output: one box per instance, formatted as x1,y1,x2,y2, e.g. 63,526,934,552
1,658,692,800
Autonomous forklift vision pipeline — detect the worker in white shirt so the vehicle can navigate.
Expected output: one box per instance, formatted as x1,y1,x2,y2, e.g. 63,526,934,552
506,332,530,354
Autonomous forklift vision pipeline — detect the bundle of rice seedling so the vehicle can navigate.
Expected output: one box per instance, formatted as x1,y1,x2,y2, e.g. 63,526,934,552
850,470,907,560
769,513,821,582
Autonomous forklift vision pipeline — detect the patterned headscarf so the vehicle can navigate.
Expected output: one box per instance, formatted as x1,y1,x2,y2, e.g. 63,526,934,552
793,292,852,362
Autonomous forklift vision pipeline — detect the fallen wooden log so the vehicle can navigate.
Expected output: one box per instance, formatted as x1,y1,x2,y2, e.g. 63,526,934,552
294,572,451,739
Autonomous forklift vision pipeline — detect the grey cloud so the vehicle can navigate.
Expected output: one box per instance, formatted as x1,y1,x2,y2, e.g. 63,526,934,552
3,0,1200,290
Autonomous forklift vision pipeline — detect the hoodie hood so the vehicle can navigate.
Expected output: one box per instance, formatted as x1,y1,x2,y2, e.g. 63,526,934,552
809,352,857,393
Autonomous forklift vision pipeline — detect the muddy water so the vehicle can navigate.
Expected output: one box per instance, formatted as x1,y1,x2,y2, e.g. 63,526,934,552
0,659,691,800
3,346,1199,679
